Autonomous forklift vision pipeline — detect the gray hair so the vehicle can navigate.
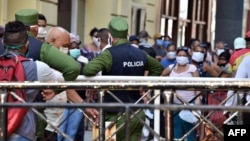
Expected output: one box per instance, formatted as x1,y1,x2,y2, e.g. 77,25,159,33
44,26,69,43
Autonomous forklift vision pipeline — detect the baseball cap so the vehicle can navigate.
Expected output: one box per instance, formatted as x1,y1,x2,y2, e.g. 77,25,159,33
153,33,163,39
70,33,81,44
129,35,139,42
245,30,250,41
234,37,246,50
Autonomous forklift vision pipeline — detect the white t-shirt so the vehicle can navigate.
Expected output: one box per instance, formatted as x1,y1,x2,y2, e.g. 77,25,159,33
225,55,250,109
169,64,197,104
36,61,67,131
36,60,64,82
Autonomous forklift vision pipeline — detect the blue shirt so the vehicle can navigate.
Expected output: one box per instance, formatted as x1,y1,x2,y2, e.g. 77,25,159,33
160,58,176,69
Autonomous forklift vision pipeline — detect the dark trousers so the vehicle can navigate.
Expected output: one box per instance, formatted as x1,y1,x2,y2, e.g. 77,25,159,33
74,116,85,141
44,130,57,141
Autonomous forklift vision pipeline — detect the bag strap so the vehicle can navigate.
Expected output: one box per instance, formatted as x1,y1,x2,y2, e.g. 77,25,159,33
168,63,176,76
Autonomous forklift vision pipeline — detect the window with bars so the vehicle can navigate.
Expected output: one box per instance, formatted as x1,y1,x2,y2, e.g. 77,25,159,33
160,0,213,47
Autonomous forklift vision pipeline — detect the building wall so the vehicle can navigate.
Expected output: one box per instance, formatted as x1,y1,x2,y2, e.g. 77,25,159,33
215,0,244,48
0,0,58,28
0,0,159,45
82,0,158,44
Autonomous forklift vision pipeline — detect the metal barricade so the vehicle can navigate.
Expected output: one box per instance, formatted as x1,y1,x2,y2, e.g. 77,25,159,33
1,76,250,141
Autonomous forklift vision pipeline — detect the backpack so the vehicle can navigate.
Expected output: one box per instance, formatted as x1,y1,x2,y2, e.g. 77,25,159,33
0,52,29,136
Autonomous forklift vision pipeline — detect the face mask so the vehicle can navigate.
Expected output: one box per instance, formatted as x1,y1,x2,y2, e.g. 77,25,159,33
59,47,68,54
131,44,139,48
167,51,176,59
156,39,163,46
176,56,189,65
192,52,204,62
163,41,171,48
218,63,229,72
108,33,113,46
69,48,81,59
216,49,224,56
93,37,100,48
37,27,47,37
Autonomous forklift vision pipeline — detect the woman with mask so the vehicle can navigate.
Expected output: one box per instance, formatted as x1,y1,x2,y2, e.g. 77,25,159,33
161,47,200,141
160,43,177,68
82,27,101,60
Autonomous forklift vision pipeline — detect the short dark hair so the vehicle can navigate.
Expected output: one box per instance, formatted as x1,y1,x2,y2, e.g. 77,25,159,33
219,50,231,61
166,43,177,51
4,21,28,46
89,27,98,37
38,13,47,22
97,28,110,44
188,38,200,47
139,47,156,58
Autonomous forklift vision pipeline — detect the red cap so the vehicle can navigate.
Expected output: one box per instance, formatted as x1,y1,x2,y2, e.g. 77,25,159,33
246,30,250,38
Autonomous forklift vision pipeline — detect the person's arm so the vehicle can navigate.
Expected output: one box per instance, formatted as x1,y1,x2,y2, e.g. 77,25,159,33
83,50,112,76
40,43,80,81
146,55,164,76
203,62,218,77
161,67,171,76
191,67,201,105
66,89,84,103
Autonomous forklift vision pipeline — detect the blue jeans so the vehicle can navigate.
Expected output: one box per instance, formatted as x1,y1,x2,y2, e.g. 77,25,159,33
8,133,31,141
57,108,83,141
174,111,197,141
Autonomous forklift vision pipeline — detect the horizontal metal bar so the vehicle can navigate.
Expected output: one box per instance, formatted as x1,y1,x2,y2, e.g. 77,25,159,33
1,103,250,112
0,76,250,90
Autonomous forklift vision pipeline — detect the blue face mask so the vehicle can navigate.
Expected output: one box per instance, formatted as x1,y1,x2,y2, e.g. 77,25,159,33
156,39,163,46
163,41,171,48
69,49,81,59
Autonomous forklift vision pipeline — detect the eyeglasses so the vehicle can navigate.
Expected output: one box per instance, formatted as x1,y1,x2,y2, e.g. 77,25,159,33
177,47,189,51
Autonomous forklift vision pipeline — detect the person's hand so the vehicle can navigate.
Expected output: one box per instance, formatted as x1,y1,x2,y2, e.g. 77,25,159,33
86,89,99,102
85,108,99,123
41,89,56,101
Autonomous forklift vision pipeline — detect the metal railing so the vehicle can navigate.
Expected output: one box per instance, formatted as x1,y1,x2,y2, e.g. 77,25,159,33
1,76,250,141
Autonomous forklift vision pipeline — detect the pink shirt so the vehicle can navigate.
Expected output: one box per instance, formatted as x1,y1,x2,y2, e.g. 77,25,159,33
169,64,197,104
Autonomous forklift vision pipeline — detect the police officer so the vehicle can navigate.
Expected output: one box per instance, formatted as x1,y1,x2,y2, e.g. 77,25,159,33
83,17,163,141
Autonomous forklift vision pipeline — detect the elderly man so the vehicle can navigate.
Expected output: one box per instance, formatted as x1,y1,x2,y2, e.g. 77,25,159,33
45,26,99,140
83,17,163,141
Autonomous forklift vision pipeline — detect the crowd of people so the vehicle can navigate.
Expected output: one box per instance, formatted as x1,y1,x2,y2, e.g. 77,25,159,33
1,8,250,141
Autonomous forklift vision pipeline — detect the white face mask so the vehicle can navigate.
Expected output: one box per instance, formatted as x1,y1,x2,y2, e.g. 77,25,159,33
192,52,204,62
108,33,113,46
216,49,224,56
167,51,176,59
59,47,69,54
176,56,189,65
131,44,139,48
37,27,47,38
93,37,100,48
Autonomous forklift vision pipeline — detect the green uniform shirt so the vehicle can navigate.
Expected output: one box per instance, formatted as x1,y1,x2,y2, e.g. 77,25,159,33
83,39,163,76
40,43,80,81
